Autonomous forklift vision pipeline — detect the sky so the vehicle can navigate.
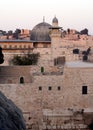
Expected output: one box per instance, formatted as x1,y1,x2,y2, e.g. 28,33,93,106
0,0,93,35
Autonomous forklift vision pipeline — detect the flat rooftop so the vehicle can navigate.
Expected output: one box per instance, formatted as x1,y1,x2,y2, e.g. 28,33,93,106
66,61,93,68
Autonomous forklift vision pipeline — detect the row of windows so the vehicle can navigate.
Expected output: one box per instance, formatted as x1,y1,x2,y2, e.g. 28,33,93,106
39,86,88,95
2,45,32,49
20,78,88,95
33,44,49,48
2,44,50,49
39,86,61,91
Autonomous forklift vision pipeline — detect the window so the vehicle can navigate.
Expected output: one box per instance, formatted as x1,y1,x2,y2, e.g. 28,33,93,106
41,67,44,73
82,86,87,94
54,57,65,66
48,86,52,91
19,45,22,48
20,77,24,84
58,86,61,90
9,45,12,48
14,45,17,48
4,45,7,48
24,45,26,48
83,55,88,61
28,45,30,48
73,49,79,54
43,44,48,48
39,86,42,91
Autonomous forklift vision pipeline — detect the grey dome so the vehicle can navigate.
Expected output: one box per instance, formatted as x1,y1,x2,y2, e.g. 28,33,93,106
52,17,58,23
30,22,52,42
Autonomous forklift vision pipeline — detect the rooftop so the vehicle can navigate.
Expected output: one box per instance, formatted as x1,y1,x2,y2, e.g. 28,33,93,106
66,61,93,68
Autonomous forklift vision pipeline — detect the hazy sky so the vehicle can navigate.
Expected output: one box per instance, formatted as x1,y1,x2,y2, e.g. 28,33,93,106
0,0,93,34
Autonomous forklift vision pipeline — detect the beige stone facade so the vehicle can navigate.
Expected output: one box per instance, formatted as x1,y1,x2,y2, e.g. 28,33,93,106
0,17,93,130
0,63,92,130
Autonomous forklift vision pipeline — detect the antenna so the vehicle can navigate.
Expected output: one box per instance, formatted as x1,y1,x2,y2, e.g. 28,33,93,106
43,16,45,22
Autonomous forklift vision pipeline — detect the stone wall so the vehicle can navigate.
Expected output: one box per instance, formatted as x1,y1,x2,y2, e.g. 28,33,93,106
0,65,93,129
0,66,32,83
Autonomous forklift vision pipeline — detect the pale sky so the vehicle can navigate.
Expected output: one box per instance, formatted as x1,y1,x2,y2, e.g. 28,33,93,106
0,0,93,35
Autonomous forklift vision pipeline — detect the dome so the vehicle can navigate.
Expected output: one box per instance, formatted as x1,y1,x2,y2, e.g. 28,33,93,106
52,16,58,23
30,22,52,42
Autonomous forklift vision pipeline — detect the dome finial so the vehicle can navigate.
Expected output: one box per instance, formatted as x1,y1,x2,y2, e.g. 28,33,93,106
43,16,45,22
52,16,58,27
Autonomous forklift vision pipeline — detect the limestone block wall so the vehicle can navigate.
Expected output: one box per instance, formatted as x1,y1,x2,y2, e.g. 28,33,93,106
33,48,52,67
0,66,93,111
0,66,93,129
0,66,32,83
2,48,52,66
0,74,64,129
2,39,93,66
63,66,93,109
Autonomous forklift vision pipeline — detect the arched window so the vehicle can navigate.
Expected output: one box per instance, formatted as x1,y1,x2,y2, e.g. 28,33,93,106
20,77,24,84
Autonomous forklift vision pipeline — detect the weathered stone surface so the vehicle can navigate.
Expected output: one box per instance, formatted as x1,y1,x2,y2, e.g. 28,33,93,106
0,91,26,130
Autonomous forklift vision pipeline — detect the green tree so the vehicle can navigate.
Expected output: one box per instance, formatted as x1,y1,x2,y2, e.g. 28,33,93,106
80,28,88,35
11,53,40,65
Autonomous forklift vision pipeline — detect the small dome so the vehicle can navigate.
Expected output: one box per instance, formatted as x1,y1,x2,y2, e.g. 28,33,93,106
52,16,58,23
30,22,52,42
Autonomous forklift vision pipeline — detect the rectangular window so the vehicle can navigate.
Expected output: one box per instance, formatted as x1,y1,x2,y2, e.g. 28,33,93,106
43,44,48,48
9,45,12,48
4,45,7,48
39,86,42,91
58,86,61,90
82,86,87,94
54,57,65,66
48,86,52,91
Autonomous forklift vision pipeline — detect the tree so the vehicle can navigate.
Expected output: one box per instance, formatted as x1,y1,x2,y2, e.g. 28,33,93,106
8,30,13,35
67,28,70,34
0,30,6,35
0,47,4,64
11,53,40,65
80,28,88,35
13,29,21,39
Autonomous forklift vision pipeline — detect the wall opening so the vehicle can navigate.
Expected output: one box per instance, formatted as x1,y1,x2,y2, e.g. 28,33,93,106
57,86,61,90
82,86,87,94
39,86,42,91
41,66,44,73
20,77,24,84
48,86,52,91
54,56,65,66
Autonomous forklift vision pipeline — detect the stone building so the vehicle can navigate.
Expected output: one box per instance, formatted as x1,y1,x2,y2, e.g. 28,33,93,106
0,17,93,130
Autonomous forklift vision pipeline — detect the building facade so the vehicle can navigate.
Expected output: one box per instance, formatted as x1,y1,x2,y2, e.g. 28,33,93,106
0,17,93,130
